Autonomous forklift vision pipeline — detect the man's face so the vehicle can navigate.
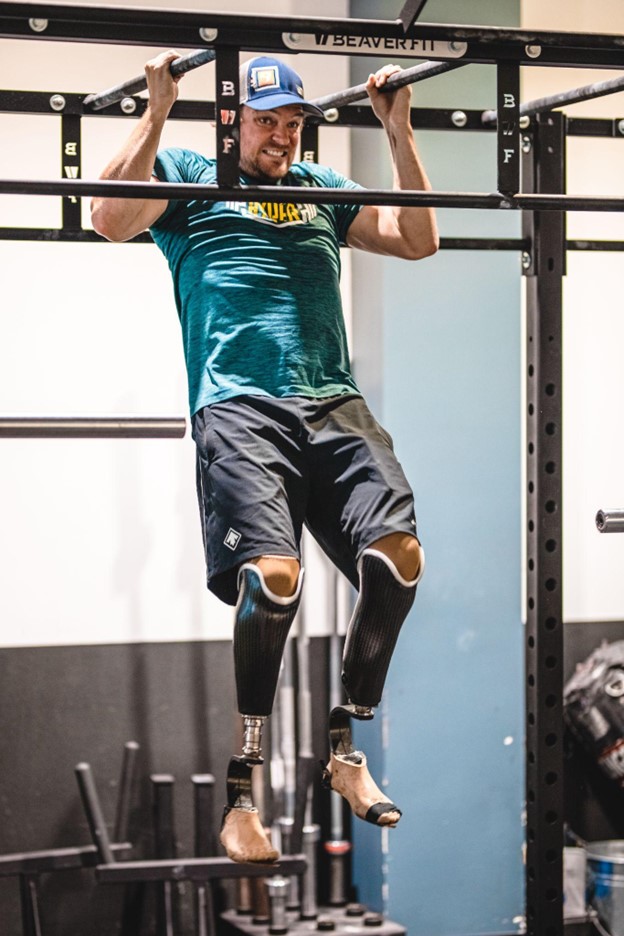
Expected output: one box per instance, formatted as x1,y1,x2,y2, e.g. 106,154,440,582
239,104,305,182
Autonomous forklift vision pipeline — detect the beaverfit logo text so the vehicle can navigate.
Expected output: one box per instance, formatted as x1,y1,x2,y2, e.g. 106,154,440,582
282,32,463,58
315,34,437,52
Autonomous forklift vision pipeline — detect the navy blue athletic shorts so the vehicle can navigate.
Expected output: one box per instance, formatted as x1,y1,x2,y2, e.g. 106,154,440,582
191,394,417,606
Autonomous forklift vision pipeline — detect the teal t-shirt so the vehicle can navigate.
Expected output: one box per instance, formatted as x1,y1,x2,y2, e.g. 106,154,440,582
150,148,362,415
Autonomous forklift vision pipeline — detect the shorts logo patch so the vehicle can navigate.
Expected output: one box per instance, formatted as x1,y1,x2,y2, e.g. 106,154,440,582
224,528,242,550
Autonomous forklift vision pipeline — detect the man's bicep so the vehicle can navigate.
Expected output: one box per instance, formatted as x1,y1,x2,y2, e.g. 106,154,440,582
91,175,169,242
345,205,395,255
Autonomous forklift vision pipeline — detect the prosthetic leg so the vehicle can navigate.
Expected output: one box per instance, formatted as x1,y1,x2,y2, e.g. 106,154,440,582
323,546,424,827
220,562,303,864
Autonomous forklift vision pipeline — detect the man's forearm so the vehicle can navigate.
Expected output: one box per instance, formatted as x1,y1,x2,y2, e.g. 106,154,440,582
100,106,166,182
385,121,438,256
91,104,170,241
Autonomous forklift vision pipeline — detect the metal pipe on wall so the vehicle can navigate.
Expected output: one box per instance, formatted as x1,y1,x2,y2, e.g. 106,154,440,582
0,417,186,438
596,509,624,533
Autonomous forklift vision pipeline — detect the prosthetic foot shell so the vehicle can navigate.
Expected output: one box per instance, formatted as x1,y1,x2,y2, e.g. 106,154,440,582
220,805,280,863
322,751,402,827
220,754,279,863
324,706,401,827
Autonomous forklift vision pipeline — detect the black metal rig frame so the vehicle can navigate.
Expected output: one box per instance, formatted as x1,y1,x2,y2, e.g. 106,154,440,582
2,5,624,935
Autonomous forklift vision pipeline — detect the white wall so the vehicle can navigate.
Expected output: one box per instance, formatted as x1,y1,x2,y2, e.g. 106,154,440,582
521,0,624,622
3,0,623,643
0,0,350,647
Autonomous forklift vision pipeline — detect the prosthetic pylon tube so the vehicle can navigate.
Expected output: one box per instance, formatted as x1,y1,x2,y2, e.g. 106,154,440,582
341,547,422,708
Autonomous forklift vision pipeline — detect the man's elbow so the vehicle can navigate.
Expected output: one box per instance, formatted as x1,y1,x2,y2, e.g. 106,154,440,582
404,231,440,261
422,231,440,258
91,203,117,242
91,205,132,243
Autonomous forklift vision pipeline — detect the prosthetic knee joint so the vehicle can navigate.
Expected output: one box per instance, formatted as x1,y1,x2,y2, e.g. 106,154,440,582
227,562,303,809
341,545,424,712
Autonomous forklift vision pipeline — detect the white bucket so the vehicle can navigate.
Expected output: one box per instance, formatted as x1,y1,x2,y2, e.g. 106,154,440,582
564,846,587,919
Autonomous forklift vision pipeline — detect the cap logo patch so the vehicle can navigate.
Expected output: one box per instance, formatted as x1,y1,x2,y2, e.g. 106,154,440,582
252,65,280,91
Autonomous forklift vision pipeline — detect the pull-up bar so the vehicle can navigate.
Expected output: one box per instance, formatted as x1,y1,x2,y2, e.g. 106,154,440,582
5,178,624,212
83,48,216,111
83,50,461,115
311,59,463,112
482,70,624,124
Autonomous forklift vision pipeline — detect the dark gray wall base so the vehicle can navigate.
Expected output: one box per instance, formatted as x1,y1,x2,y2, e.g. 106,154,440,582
0,638,335,936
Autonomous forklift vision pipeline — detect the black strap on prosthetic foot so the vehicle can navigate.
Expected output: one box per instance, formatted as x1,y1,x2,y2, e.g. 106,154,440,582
342,549,420,708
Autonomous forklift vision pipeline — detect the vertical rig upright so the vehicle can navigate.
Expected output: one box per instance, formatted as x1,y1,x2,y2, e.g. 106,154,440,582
61,112,81,230
215,46,240,188
522,111,566,936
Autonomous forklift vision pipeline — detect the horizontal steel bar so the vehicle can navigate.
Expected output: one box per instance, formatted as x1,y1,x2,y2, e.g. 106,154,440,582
516,193,624,211
0,843,131,877
96,854,307,883
0,177,507,208
0,228,105,242
568,239,624,251
440,237,528,250
0,228,150,242
4,177,624,212
3,1,624,56
83,48,216,111
7,229,624,251
0,417,186,438
0,229,528,248
595,509,624,533
0,9,622,72
483,71,624,124
441,238,624,250
567,116,624,138
0,89,214,120
3,91,624,139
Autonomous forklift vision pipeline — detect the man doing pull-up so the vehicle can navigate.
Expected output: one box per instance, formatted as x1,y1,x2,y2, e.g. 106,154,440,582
91,52,438,863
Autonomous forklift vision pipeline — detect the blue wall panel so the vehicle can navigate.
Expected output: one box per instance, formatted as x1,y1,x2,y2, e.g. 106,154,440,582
349,2,524,932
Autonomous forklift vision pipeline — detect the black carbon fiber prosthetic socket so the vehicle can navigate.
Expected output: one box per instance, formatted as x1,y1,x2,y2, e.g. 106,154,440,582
342,551,417,707
234,564,302,716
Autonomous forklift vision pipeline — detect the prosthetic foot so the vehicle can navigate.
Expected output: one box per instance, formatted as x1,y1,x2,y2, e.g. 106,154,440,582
219,754,279,864
322,547,423,827
322,705,402,828
220,564,303,864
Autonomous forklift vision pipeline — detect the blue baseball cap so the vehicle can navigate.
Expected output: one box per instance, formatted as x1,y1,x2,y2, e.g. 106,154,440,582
239,56,324,118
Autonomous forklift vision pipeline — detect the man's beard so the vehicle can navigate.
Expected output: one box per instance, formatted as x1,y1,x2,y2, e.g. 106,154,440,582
240,156,289,185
